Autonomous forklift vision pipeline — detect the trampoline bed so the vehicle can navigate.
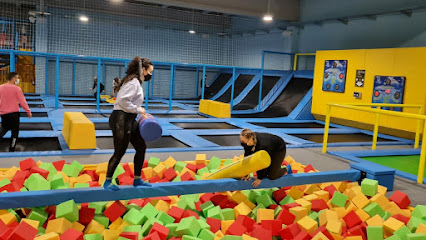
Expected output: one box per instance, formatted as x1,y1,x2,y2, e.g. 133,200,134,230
148,106,183,110
0,137,62,152
249,122,331,129
20,112,48,117
84,113,111,118
96,136,189,149
19,123,53,130
290,133,395,143
172,122,239,130
153,114,206,118
60,99,98,103
63,105,113,110
25,98,43,102
29,104,45,108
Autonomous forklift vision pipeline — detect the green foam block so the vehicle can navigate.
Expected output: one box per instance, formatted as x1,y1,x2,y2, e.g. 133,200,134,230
256,193,275,208
28,208,48,225
56,199,79,222
182,236,202,240
206,206,224,220
197,228,215,240
279,195,295,205
331,191,348,207
89,202,107,214
395,226,411,240
123,208,145,225
363,202,385,218
221,236,243,240
141,219,162,236
39,162,58,180
148,157,161,168
94,214,109,228
84,233,103,240
412,205,426,220
407,233,426,240
221,208,235,221
174,162,187,172
175,216,201,237
361,178,378,197
367,226,383,240
156,211,175,225
207,156,221,170
140,203,159,224
62,164,80,177
166,223,180,238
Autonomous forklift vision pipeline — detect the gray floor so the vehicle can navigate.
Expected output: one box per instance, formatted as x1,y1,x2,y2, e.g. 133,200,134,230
2,145,425,205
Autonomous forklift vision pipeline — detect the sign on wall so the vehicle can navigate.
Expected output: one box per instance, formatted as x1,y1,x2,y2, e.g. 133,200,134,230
372,76,406,111
355,70,365,87
322,60,347,93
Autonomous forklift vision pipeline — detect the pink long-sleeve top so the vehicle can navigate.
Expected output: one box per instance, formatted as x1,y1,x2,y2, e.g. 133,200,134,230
0,84,31,115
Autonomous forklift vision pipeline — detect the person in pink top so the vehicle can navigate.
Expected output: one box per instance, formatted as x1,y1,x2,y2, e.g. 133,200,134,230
0,72,32,152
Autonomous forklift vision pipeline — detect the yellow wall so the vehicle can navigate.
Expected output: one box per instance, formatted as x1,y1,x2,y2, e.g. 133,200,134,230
312,47,426,135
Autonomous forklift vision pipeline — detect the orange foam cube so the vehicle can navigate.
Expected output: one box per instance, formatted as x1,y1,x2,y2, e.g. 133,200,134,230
256,209,274,223
34,232,60,240
221,220,234,233
319,209,338,226
230,191,248,204
153,163,167,178
287,187,304,200
295,198,312,212
84,220,106,234
103,229,121,240
383,217,404,238
21,218,39,229
326,220,342,235
314,190,330,202
164,156,177,168
297,216,318,234
290,206,309,222
352,193,370,209
46,218,73,234
234,202,252,217
72,221,85,232
366,215,384,226
312,232,330,240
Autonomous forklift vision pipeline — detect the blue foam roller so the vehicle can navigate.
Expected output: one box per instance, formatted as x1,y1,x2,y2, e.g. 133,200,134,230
138,113,162,141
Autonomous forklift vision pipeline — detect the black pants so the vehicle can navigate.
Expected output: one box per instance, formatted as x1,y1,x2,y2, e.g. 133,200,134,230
106,110,146,178
257,146,287,180
0,112,20,151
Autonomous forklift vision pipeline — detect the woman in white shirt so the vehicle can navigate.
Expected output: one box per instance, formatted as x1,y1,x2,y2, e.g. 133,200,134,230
104,56,153,191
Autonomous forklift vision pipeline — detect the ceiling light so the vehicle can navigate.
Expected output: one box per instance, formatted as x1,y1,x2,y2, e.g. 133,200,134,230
79,15,89,22
189,30,196,34
263,14,273,22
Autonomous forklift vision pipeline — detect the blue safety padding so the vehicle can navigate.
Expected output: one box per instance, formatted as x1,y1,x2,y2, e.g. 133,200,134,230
232,72,261,105
210,73,240,101
0,169,360,209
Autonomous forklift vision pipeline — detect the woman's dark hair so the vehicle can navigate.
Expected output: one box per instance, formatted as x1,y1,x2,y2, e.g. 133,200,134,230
114,77,120,83
8,72,18,80
117,56,152,91
241,128,257,145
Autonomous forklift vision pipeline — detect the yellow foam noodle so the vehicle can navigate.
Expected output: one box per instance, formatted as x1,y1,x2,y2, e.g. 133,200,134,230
205,150,271,180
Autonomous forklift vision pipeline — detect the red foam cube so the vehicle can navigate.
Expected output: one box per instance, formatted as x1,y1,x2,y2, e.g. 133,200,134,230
180,172,194,181
12,170,29,186
19,158,37,171
143,232,161,240
182,209,199,220
104,201,127,222
210,194,229,208
261,220,283,236
269,204,279,210
120,232,139,240
29,167,49,179
389,190,411,209
122,163,134,178
273,188,287,203
312,226,333,240
347,225,366,240
78,206,95,226
276,208,296,225
279,223,301,240
89,181,100,187
392,214,410,225
283,203,301,210
304,164,315,173
0,225,13,240
236,215,256,232
7,221,37,240
186,164,197,173
195,164,206,170
200,193,214,203
60,228,84,240
118,174,134,186
82,170,99,181
149,222,169,240
343,211,362,229
195,201,202,212
294,231,311,240
52,160,66,171
250,228,273,240
149,175,161,183
128,199,145,207
324,185,338,199
206,218,222,234
163,168,177,181
311,199,329,212
46,206,57,216
226,222,247,236
168,206,184,222
224,202,238,209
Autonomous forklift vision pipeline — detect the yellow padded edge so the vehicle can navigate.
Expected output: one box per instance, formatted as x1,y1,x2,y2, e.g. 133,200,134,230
62,112,97,150
199,99,231,118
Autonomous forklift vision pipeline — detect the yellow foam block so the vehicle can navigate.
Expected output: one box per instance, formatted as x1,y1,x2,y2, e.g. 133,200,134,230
117,221,131,233
195,154,206,165
46,218,73,234
21,218,39,229
330,232,344,240
355,209,371,222
351,193,370,209
386,202,403,216
164,157,177,168
383,217,405,238
303,194,319,202
0,212,17,225
371,194,392,210
332,182,347,193
312,232,330,240
319,209,338,226
76,174,92,184
346,182,359,189
103,229,121,240
109,217,123,230
169,196,180,204
4,166,19,178
326,220,342,235
366,215,384,226
290,206,309,222
62,112,96,150
378,185,388,194
34,232,60,240
401,209,412,218
297,216,318,234
344,237,363,240
304,184,320,194
345,202,358,215
234,202,252,217
295,198,312,212
199,99,231,118
314,190,330,202
84,220,106,234
98,173,106,186
256,209,274,223
37,161,43,167
332,207,346,219
153,163,167,178
242,234,258,240
230,191,248,204
287,186,304,200
416,223,426,235
0,209,10,215
69,177,78,188
221,220,234,233
243,199,256,210
154,200,170,213
72,221,85,232
142,167,153,179
284,155,296,164
345,189,358,200
96,162,108,175
215,230,225,238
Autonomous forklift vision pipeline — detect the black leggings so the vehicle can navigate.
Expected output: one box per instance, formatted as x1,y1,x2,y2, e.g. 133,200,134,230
0,112,20,150
106,110,146,178
257,147,287,180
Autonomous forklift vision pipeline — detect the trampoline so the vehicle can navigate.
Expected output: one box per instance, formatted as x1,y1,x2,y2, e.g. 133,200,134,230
20,112,48,117
84,113,111,118
63,105,113,109
94,122,110,130
60,99,97,103
200,134,291,146
0,137,61,152
290,133,395,143
172,122,239,129
153,114,206,118
204,73,232,99
19,123,53,130
24,93,40,97
216,75,254,103
59,95,93,99
148,106,183,110
233,76,281,110
249,122,331,129
29,104,45,108
25,98,43,102
361,155,426,178
96,136,189,149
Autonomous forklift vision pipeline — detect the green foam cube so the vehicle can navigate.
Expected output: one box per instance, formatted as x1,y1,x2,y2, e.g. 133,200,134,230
198,218,210,230
71,160,84,174
24,173,50,191
38,227,45,235
181,194,199,202
279,195,295,205
408,217,426,232
361,178,378,197
89,202,107,214
197,167,209,176
20,187,28,192
207,156,221,170
367,226,383,240
197,228,215,240
123,208,145,225
331,191,348,207
94,214,109,228
123,225,143,240
56,199,79,222
195,175,203,180
156,211,175,225
172,176,182,182
140,203,159,223
176,216,201,237
256,193,275,208
207,206,223,220
127,204,142,212
74,183,90,188
62,164,79,177
39,162,58,180
166,223,180,238
182,236,202,240
141,219,162,236
309,211,319,223
174,162,187,172
382,211,391,220
395,226,411,240
50,174,65,189
28,208,48,225
274,206,282,218
221,236,243,240
387,235,402,240
118,238,131,240
407,233,426,240
84,233,103,240
178,198,196,211
0,178,11,188
221,208,235,220
148,157,161,168
364,202,385,217
112,164,125,180
223,159,233,166
412,205,426,220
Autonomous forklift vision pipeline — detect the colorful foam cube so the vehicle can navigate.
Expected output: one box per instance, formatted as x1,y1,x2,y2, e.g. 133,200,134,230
104,201,126,222
84,220,106,234
28,208,48,226
343,211,362,229
46,218,73,235
383,217,405,238
331,191,348,207
364,202,385,218
289,206,309,222
297,216,318,234
407,233,426,240
83,233,103,240
207,156,221,170
20,157,37,170
367,226,383,240
148,222,169,240
395,226,411,240
256,209,274,223
34,232,60,240
412,205,426,220
175,216,201,237
148,157,161,168
361,178,378,197
61,228,84,240
56,199,79,222
8,221,38,240
123,208,144,225
197,228,214,240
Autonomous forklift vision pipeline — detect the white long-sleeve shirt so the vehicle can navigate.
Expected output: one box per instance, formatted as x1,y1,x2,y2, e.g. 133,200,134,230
113,78,143,113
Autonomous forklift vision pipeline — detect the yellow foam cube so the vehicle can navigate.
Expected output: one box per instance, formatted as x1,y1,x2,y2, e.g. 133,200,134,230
242,234,258,240
84,220,106,234
352,193,370,209
314,190,330,202
0,212,17,225
332,182,347,192
346,182,359,189
297,216,318,234
164,156,177,168
383,217,404,238
243,199,256,210
46,218,73,234
34,232,60,240
0,209,9,215
355,209,371,222
416,223,426,235
69,177,78,188
326,220,342,235
234,202,252,217
103,229,121,240
178,168,195,177
109,217,123,230
72,221,85,232
155,200,170,213
142,167,153,179
345,202,358,215
62,112,96,150
215,230,224,238
303,194,319,202
153,163,167,178
98,173,106,185
386,202,403,216
332,207,346,219
401,209,412,218
378,185,387,194
366,215,384,226
330,232,344,240
304,184,320,194
319,210,338,226
195,154,206,165
344,236,363,240
290,206,309,222
312,232,330,240
117,221,131,233
295,198,312,212
169,196,180,204
96,162,108,175
256,209,274,223
230,191,248,204
21,218,39,229
371,194,391,210
76,174,92,184
285,155,296,164
4,166,19,178
58,172,70,183
221,220,234,233
287,186,304,200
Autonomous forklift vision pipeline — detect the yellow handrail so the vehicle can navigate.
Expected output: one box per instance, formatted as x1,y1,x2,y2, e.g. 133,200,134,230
322,103,426,184
293,53,315,71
